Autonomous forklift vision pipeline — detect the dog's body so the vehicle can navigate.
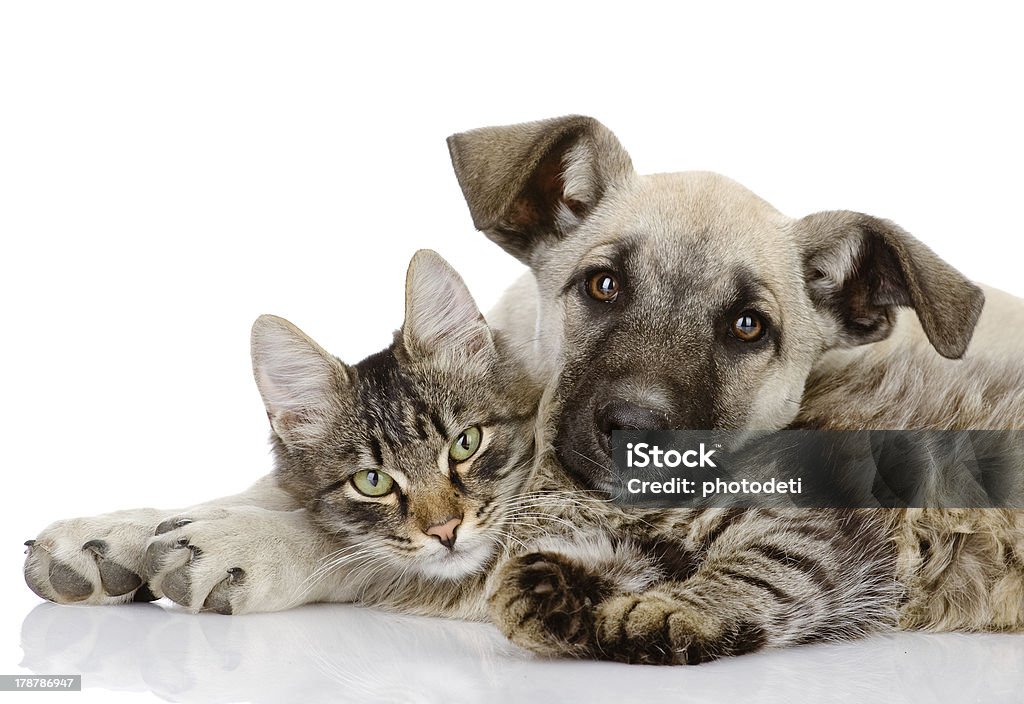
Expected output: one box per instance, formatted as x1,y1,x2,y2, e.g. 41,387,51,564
797,284,1024,429
25,116,1024,646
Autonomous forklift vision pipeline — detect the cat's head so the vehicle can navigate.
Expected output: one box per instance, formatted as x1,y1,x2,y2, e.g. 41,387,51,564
251,250,540,581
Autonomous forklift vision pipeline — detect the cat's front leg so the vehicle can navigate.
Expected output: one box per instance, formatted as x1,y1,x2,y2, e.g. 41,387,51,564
491,549,777,664
144,506,352,614
490,510,901,664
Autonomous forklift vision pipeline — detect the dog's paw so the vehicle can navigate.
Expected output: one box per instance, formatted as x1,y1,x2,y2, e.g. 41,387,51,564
24,509,166,605
489,552,609,658
144,507,329,615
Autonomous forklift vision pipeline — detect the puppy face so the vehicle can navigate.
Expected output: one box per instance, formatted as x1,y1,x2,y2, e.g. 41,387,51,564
530,173,827,489
448,116,983,491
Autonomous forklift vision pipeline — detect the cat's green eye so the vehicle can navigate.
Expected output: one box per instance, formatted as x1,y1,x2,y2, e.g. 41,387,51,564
351,469,395,497
449,426,482,463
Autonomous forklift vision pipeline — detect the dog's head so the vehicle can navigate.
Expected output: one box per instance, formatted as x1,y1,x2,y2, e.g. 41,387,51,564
448,116,985,491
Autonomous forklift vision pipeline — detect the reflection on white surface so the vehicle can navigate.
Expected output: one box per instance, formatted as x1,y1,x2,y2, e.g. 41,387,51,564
18,601,1024,704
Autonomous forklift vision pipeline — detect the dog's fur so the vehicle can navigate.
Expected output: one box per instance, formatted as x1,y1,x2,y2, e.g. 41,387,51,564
25,116,1024,638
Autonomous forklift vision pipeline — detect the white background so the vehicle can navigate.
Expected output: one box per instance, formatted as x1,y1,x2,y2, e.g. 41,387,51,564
1,2,1022,702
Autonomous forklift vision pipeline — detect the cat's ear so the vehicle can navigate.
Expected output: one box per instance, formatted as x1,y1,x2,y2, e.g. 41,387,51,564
402,249,495,362
251,315,349,444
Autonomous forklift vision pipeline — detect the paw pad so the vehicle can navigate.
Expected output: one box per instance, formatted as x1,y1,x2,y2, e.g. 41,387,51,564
47,561,93,601
82,539,143,596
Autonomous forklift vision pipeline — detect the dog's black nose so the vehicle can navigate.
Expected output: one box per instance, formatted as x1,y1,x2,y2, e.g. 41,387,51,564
595,399,669,455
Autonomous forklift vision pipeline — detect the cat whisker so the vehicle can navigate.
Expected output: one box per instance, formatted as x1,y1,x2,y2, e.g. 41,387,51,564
291,543,384,603
353,556,404,600
483,529,529,559
506,511,579,533
570,448,613,474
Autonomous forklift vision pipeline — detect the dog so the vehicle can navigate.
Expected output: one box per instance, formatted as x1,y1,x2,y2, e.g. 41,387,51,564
449,116,1024,639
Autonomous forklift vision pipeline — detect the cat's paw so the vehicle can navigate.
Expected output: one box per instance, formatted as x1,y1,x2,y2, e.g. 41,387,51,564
593,592,696,664
144,506,330,615
595,591,763,665
24,509,166,605
489,552,608,658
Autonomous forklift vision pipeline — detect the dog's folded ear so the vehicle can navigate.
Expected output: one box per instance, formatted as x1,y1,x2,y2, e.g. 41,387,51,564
447,115,634,265
798,211,985,359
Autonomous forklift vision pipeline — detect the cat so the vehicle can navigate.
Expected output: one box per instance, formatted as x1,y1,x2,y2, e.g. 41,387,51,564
25,249,542,617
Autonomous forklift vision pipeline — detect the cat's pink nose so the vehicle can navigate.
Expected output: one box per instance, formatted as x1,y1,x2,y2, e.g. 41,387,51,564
425,517,462,550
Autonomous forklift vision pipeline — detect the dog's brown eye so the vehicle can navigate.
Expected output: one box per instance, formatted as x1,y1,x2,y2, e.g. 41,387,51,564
586,271,620,302
732,311,766,342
